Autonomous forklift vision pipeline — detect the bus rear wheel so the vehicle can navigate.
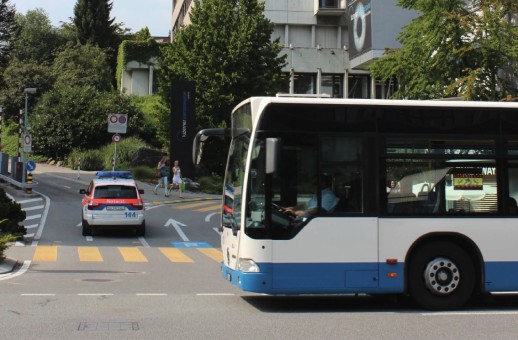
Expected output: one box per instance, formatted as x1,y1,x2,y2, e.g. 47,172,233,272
408,241,475,310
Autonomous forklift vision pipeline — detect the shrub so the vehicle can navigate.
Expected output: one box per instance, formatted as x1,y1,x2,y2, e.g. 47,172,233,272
197,176,223,194
101,137,149,170
66,149,104,171
0,188,26,236
132,165,156,181
0,233,17,262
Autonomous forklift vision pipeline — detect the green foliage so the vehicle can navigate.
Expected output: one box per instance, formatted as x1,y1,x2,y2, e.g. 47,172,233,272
0,121,21,156
12,9,65,64
66,137,149,171
131,165,155,181
31,85,145,160
0,58,54,121
196,175,223,194
52,43,113,92
0,0,17,68
0,233,17,262
158,0,287,130
0,187,26,236
116,38,160,91
370,0,518,100
73,0,116,49
129,95,168,148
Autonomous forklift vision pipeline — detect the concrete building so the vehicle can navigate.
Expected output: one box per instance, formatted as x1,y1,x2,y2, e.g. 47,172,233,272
171,0,416,99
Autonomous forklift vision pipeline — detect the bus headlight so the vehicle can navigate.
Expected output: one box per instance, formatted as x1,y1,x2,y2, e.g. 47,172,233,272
238,259,260,273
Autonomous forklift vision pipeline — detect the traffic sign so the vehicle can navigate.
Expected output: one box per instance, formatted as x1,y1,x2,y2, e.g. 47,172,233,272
26,160,36,172
107,114,128,134
23,132,32,152
112,133,121,143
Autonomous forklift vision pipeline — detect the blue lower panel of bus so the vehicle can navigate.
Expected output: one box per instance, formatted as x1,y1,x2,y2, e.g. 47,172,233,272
221,262,404,295
484,262,518,292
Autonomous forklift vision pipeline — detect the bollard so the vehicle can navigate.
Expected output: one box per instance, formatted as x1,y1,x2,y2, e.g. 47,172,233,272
26,172,33,194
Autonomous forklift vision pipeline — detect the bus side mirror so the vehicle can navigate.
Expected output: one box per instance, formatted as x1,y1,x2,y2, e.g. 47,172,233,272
266,138,280,174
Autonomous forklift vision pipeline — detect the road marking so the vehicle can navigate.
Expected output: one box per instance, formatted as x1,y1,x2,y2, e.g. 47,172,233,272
195,204,221,212
33,246,58,262
78,247,103,262
136,293,168,296
205,212,217,222
31,190,50,246
25,214,42,220
138,237,150,248
118,247,148,262
196,293,235,296
22,205,45,211
24,224,39,229
21,294,56,296
422,311,518,316
18,198,43,204
165,219,189,241
77,294,114,296
174,201,217,210
197,248,223,262
159,248,194,263
0,260,30,281
86,236,93,242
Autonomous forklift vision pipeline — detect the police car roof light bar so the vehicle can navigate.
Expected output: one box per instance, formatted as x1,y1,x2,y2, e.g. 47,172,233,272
95,171,133,179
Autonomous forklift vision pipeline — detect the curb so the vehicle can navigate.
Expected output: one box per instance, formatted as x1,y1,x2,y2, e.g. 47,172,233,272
0,257,18,274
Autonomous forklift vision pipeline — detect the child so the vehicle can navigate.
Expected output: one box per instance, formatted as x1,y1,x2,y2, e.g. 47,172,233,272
167,160,183,198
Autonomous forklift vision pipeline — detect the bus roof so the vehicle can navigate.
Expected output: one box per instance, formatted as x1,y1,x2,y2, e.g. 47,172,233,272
232,96,518,114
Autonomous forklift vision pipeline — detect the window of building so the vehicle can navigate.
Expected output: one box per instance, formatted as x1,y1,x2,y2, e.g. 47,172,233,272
321,74,343,98
294,73,316,94
348,74,370,98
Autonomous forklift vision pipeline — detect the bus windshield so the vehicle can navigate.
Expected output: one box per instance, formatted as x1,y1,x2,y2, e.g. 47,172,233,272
222,104,252,233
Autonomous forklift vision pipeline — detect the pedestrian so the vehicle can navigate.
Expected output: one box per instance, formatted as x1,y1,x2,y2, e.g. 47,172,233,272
167,160,183,198
154,154,169,197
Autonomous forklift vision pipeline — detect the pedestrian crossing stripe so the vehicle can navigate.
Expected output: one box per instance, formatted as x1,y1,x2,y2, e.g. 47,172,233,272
173,242,212,248
30,246,222,264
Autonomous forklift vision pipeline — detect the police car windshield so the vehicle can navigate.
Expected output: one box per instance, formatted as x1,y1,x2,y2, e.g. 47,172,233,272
93,185,138,199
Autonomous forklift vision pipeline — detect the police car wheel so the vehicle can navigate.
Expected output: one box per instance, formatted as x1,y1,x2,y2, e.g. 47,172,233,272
136,222,146,237
82,219,92,236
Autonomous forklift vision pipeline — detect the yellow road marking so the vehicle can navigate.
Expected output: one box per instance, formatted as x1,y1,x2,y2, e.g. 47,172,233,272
198,248,222,262
194,204,222,212
159,248,194,263
174,201,219,210
118,247,148,262
33,246,58,262
78,247,103,262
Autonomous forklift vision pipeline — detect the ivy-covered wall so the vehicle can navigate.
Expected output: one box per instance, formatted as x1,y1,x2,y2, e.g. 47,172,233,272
116,39,161,91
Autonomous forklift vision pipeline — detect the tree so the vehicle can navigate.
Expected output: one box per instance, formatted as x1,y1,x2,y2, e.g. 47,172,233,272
31,84,145,160
369,0,518,100
158,0,286,130
73,0,116,49
52,43,113,92
12,9,64,64
0,0,16,69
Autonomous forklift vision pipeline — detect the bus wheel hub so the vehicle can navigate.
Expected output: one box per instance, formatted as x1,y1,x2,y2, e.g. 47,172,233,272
424,257,460,295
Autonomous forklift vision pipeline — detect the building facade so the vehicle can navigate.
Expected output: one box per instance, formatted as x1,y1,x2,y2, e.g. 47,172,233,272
171,0,416,99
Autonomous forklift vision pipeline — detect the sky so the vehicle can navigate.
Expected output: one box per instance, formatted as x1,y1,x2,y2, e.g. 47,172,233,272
11,0,172,37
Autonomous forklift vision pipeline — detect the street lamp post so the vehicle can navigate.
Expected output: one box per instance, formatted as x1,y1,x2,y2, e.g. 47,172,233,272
22,88,37,187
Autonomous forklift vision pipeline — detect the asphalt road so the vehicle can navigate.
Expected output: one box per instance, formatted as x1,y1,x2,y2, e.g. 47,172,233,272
3,165,518,339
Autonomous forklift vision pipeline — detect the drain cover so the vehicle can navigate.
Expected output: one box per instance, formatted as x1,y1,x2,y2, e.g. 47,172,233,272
78,322,139,331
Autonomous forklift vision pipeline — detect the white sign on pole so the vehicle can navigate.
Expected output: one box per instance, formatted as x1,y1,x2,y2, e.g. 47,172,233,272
23,132,32,152
107,114,128,134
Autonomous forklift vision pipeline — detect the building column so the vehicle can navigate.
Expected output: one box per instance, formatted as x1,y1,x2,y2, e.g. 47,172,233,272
343,70,349,98
317,68,322,95
149,65,154,95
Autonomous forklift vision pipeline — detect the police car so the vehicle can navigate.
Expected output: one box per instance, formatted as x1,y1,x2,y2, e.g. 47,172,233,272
79,171,146,236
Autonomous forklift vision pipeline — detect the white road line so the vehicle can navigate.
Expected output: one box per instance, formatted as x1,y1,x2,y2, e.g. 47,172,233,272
205,212,217,222
136,293,168,296
25,214,42,220
21,294,56,296
22,205,45,211
24,224,39,229
18,198,43,205
86,236,93,242
213,227,220,234
422,311,518,316
77,294,114,296
0,260,31,281
138,237,150,248
31,190,50,246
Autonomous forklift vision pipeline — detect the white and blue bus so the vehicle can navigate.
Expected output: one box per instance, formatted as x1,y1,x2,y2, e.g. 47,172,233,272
194,96,518,310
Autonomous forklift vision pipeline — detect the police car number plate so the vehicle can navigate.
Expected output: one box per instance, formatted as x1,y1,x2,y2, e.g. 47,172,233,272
106,206,125,211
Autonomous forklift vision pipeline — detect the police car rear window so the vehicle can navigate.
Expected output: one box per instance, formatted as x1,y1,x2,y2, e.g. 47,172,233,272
93,185,138,199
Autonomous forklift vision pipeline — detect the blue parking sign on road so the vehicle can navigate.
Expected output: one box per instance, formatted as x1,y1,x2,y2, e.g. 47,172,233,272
26,160,36,172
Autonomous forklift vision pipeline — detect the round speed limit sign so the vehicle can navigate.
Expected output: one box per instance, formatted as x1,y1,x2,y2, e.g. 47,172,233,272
112,133,121,143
